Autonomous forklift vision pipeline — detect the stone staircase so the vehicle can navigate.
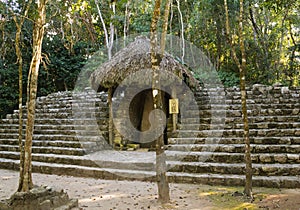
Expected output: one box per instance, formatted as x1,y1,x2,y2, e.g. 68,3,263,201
167,84,300,187
0,89,158,182
0,85,299,188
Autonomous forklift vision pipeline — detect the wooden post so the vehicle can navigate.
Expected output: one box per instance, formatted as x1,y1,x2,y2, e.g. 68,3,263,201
108,87,114,146
171,88,178,132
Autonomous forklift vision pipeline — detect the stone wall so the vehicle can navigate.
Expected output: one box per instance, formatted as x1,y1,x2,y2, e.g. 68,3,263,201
0,84,299,187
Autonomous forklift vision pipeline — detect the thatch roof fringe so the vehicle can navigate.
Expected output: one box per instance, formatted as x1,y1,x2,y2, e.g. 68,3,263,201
90,36,197,91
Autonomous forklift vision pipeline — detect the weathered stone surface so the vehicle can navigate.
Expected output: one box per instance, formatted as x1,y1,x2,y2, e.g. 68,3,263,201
0,85,299,188
0,186,78,210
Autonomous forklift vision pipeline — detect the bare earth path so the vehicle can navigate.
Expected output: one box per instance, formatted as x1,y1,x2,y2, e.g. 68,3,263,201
0,169,212,210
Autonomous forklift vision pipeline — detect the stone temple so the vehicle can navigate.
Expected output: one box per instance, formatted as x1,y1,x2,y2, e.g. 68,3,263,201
0,37,299,188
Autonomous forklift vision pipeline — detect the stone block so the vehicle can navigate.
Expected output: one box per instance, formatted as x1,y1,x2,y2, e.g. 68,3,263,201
261,166,277,175
39,199,51,210
274,155,287,163
287,154,300,163
259,155,272,163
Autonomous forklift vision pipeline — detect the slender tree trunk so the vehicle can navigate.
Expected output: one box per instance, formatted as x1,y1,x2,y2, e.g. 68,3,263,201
288,22,298,86
108,2,116,60
274,10,288,76
95,0,115,60
150,0,170,204
21,0,47,192
0,17,7,59
123,0,131,44
94,0,115,144
15,21,25,192
176,0,185,62
12,0,33,192
238,0,252,198
224,0,252,198
108,87,113,146
160,0,171,53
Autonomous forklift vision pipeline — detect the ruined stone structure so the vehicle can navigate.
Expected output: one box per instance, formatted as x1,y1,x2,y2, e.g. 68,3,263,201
0,186,77,210
0,84,299,188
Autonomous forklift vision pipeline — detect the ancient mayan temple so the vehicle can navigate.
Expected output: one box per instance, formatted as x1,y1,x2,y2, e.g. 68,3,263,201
0,84,299,188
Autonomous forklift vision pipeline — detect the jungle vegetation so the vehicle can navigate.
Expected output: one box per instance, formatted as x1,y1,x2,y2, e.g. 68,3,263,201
0,0,299,118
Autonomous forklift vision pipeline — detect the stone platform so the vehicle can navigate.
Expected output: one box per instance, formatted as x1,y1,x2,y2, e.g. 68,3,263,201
0,85,299,188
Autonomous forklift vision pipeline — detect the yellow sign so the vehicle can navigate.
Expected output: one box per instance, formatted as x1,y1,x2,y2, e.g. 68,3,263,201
169,99,179,114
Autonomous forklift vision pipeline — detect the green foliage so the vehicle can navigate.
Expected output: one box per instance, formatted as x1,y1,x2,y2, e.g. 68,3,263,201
39,37,92,94
1,0,300,117
0,62,19,118
218,70,240,87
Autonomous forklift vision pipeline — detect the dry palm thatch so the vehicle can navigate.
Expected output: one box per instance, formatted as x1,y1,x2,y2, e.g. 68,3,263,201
90,36,198,92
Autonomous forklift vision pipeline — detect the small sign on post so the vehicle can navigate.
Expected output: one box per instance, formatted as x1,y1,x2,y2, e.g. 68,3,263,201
169,98,179,132
169,98,179,114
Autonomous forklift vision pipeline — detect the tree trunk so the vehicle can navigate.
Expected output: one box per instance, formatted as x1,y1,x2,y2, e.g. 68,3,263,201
21,0,47,192
224,0,252,198
95,0,115,60
160,0,171,54
123,0,131,43
150,0,170,204
12,0,33,192
15,20,25,192
108,87,113,146
176,0,185,62
238,0,252,198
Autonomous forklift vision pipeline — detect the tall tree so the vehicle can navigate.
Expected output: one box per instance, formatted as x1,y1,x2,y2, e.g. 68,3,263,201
150,0,170,204
94,0,115,60
20,0,48,192
176,0,185,62
11,0,33,192
224,0,252,197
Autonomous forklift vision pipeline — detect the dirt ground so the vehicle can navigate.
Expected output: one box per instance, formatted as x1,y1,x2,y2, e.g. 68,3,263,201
255,189,300,210
0,169,211,210
0,169,299,210
202,185,300,210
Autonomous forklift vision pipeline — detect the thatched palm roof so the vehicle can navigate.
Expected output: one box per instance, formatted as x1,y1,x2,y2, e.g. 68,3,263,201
90,36,198,91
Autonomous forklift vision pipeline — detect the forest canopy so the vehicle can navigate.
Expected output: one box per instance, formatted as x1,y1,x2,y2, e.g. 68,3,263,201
0,0,299,117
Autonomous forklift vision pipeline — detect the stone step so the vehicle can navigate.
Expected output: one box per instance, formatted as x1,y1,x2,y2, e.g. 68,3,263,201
33,129,100,136
195,88,300,96
0,158,157,182
184,108,299,118
180,115,300,124
0,124,102,131
167,144,300,154
0,145,85,156
42,92,106,99
0,157,298,188
188,103,300,111
37,91,106,99
0,128,25,134
167,171,300,188
0,133,106,142
178,122,300,131
238,122,300,129
0,151,155,171
249,116,300,123
35,101,108,108
168,136,300,145
178,124,227,130
167,161,300,176
0,118,109,126
2,151,299,176
165,151,300,164
14,107,108,115
6,112,109,120
0,139,83,148
196,98,300,106
176,129,300,138
0,126,107,136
